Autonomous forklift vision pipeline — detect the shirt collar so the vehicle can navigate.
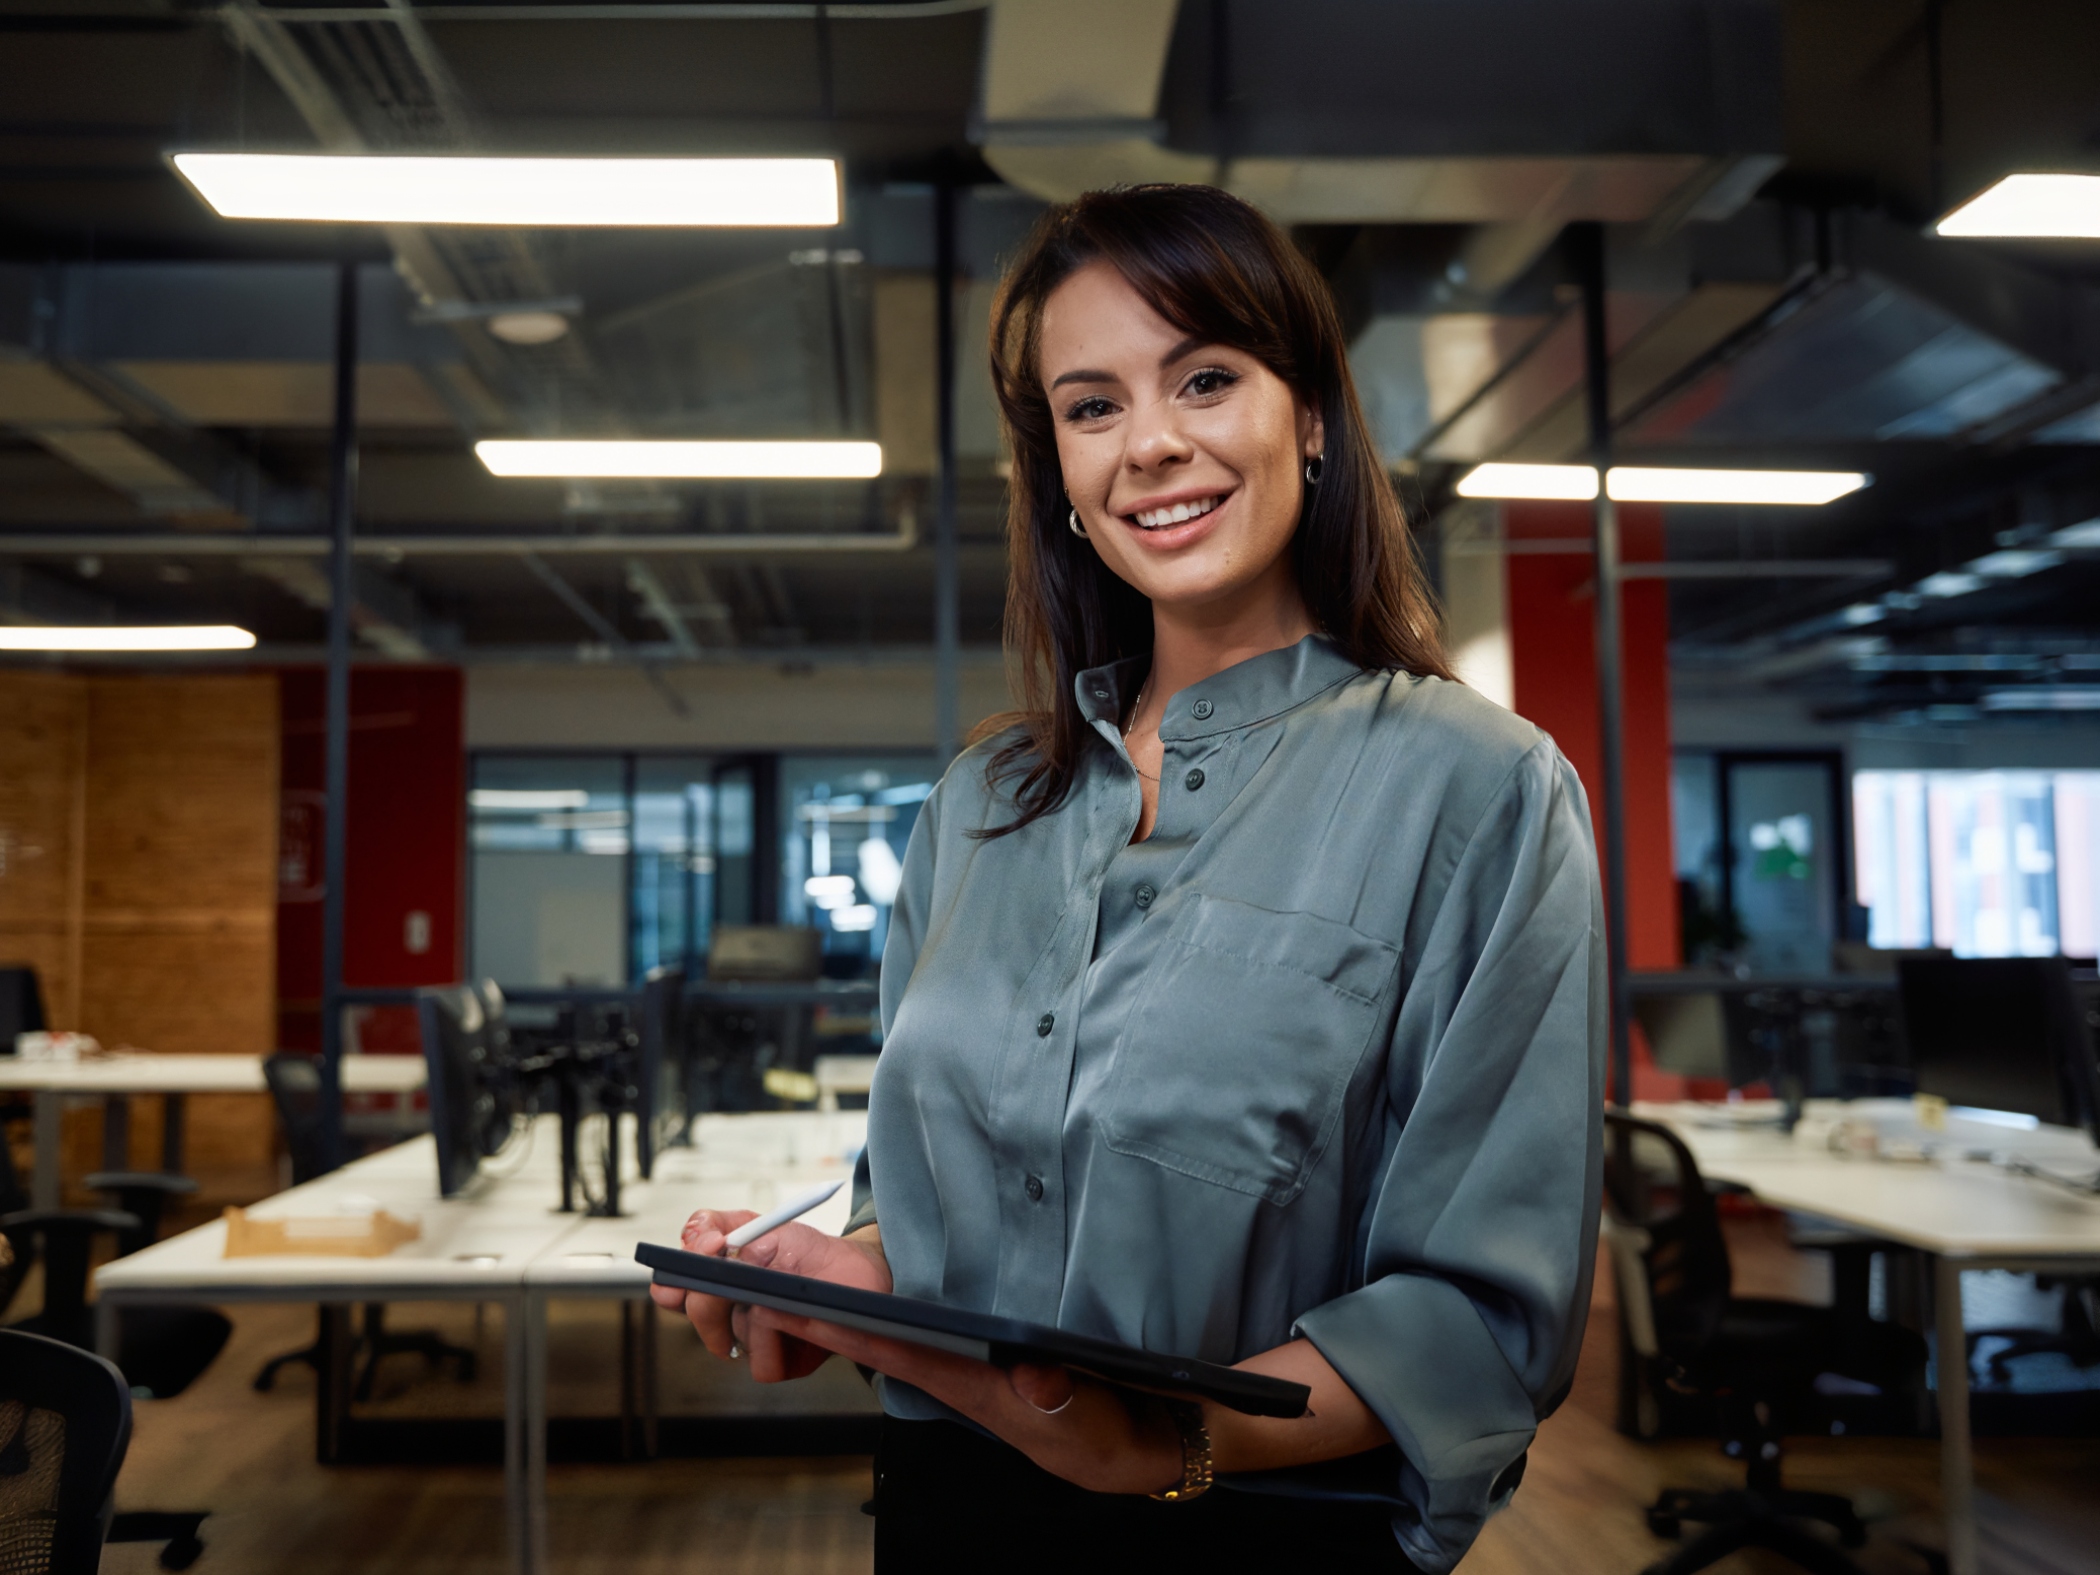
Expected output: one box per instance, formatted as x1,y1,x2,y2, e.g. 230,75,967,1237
1074,634,1362,742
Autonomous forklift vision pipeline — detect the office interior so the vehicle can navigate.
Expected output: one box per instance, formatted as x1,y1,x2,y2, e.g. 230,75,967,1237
2,3,2100,1573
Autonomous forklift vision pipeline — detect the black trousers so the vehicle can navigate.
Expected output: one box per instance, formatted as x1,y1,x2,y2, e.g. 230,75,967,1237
872,1417,1418,1574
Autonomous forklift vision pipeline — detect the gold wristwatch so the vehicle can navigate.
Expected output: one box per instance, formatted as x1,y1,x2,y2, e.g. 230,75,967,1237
1148,1401,1214,1503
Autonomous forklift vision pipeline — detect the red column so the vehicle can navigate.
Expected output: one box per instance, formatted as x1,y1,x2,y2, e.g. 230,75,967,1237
278,666,465,1054
1503,501,1682,1087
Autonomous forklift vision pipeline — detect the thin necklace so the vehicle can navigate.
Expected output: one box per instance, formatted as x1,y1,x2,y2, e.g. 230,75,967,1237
1123,681,1158,782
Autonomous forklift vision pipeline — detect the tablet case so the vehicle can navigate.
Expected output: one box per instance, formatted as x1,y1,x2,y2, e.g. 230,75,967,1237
636,1241,1310,1418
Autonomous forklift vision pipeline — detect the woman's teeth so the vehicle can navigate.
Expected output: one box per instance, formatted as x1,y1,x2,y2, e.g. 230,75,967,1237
1131,495,1221,530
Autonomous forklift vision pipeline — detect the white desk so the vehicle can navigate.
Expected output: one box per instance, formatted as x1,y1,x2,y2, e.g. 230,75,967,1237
1636,1100,2100,1575
0,1052,427,1207
92,1109,864,1575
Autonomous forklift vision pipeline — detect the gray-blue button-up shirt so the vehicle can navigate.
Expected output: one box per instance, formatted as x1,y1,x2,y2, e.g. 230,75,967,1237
848,635,1605,1570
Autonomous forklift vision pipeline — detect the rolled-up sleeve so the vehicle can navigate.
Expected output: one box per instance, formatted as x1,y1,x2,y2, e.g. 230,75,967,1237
1291,740,1606,1571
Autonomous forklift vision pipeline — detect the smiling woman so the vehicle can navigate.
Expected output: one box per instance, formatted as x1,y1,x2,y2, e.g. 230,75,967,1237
654,185,1605,1575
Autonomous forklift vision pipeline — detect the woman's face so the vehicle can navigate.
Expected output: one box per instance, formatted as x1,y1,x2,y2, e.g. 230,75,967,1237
1037,261,1322,616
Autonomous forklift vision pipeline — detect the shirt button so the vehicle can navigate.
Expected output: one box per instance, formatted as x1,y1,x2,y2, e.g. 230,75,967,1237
1093,688,1109,699
1184,768,1205,791
1025,1175,1045,1202
1036,1012,1055,1037
1191,699,1214,720
1134,883,1156,909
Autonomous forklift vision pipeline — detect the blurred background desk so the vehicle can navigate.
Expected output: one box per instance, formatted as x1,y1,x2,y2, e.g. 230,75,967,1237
1,1051,427,1208
1638,1099,2100,1575
94,1108,865,1575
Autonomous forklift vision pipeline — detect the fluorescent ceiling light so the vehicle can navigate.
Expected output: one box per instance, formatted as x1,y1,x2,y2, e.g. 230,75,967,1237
2051,518,2100,549
1604,468,1870,505
1969,549,2064,578
1981,686,2100,712
1916,571,1987,599
0,625,255,652
172,153,840,227
469,789,589,811
1456,464,1870,505
1936,174,2100,239
477,439,881,479
1455,464,1598,500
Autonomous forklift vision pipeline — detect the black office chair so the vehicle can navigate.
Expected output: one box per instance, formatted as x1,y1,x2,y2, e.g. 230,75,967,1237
1601,1113,1931,1575
252,1054,475,1400
0,1328,133,1575
0,963,48,1132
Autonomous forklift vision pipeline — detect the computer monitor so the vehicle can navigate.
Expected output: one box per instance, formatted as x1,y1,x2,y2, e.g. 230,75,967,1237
416,985,513,1197
637,966,686,1178
0,965,47,1051
1898,957,2100,1138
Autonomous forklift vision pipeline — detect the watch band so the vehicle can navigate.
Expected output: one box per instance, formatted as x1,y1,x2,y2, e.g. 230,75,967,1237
1148,1401,1214,1503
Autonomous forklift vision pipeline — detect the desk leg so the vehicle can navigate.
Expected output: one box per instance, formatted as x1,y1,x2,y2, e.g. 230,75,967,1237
1934,1256,1978,1575
316,1305,354,1464
32,1090,62,1209
102,1094,130,1171
504,1293,548,1575
96,1299,121,1362
161,1093,186,1173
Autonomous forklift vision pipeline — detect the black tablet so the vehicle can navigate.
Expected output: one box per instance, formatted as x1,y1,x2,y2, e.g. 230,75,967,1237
636,1241,1310,1419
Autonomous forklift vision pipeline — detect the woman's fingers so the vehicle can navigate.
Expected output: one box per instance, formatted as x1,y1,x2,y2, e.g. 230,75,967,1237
682,1289,739,1359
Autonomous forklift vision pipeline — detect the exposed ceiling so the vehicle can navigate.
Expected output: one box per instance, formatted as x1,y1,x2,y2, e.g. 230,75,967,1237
0,0,2097,727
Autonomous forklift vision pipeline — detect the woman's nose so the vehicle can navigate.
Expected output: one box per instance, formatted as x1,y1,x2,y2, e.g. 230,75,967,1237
1123,399,1193,471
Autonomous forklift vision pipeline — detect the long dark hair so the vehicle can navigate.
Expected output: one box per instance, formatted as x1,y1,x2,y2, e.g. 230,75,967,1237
975,183,1450,836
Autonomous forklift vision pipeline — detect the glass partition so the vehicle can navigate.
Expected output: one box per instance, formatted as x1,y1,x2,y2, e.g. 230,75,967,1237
779,754,939,972
469,756,630,988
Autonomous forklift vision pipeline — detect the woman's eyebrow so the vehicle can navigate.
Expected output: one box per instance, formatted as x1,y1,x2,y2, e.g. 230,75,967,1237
1049,338,1212,391
1048,367,1113,390
1159,335,1208,367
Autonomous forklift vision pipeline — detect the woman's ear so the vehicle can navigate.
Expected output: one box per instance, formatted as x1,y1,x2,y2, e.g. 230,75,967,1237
1301,402,1326,462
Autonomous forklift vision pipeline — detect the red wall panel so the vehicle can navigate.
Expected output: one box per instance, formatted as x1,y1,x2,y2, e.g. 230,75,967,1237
1504,501,1681,972
277,667,465,1053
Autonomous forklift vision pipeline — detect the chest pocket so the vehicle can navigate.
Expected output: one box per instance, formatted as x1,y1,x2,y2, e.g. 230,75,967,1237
1102,893,1398,1205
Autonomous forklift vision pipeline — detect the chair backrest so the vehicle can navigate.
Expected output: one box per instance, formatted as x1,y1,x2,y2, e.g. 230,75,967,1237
261,1053,332,1185
0,966,47,1051
1601,1112,1732,1365
0,1329,132,1575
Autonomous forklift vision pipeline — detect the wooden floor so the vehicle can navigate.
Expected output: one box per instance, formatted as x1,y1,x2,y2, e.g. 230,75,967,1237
75,1218,2100,1575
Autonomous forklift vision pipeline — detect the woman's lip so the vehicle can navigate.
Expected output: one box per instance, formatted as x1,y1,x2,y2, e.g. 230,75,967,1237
1116,485,1234,520
1115,489,1231,548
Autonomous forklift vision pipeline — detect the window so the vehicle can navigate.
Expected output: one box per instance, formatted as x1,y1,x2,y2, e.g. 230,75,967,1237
778,755,938,968
1853,770,2100,958
468,750,938,987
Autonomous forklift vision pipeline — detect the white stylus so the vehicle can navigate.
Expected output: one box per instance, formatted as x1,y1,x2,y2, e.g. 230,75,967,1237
723,1179,845,1249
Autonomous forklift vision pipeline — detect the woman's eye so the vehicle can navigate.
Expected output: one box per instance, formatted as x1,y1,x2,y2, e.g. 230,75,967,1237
1063,396,1117,422
1184,367,1239,399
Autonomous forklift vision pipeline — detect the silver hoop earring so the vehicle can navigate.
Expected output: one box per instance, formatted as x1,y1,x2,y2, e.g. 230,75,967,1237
1304,455,1324,485
1068,506,1088,538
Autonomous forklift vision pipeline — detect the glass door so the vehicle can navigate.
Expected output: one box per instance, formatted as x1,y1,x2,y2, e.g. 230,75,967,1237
1719,752,1846,975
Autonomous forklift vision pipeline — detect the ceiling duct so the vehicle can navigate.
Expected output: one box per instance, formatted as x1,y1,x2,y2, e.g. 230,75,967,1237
975,0,1783,229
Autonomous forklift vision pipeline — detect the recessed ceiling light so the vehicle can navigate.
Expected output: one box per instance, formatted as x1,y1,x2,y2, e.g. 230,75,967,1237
1936,174,2100,239
0,625,256,652
476,440,882,479
1455,464,1870,505
171,153,841,228
487,311,571,346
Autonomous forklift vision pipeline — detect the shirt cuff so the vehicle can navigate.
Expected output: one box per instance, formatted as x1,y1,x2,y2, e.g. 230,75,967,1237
1293,1272,1538,1573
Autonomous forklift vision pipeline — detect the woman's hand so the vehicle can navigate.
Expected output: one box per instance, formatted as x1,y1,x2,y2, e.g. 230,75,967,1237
743,1308,1185,1496
646,1212,892,1381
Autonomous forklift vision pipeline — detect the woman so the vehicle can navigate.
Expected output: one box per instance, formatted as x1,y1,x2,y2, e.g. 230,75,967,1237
651,184,1605,1573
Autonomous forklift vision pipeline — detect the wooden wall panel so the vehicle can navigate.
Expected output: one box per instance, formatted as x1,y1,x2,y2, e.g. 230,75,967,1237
0,673,88,1026
78,674,281,1176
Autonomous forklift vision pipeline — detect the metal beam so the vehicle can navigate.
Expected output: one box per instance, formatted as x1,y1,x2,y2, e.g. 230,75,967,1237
518,551,690,715
0,525,920,556
318,261,358,1173
1571,221,1634,1113
624,557,702,657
